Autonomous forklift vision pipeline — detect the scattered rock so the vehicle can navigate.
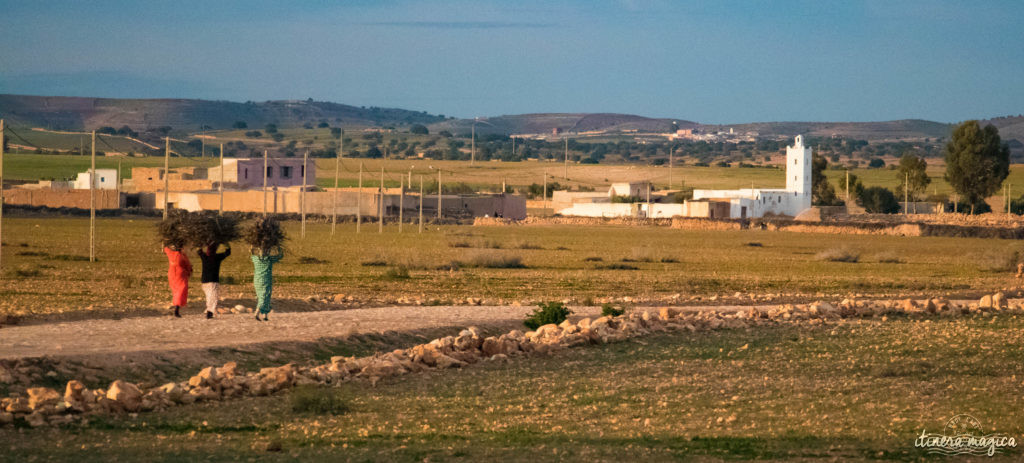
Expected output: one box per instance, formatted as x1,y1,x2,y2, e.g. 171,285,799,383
107,380,143,412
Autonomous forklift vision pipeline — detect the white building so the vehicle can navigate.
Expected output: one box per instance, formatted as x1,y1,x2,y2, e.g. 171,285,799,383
72,169,118,190
690,135,812,218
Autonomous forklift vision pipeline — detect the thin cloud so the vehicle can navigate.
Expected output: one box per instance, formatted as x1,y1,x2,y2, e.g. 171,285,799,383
362,20,555,29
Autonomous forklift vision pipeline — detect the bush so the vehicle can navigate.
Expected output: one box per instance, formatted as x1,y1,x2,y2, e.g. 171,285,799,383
601,303,625,317
582,256,603,262
524,302,573,330
382,266,410,280
298,256,328,264
597,263,639,270
290,386,350,415
860,186,900,214
464,253,525,269
816,247,860,263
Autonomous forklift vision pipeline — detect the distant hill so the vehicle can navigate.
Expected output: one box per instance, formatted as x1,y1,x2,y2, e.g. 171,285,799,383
700,119,955,141
429,113,698,136
0,94,447,132
0,93,1019,150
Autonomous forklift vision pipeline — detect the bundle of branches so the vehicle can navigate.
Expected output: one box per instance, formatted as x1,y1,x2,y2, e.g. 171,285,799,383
156,210,190,249
243,217,287,255
181,212,241,249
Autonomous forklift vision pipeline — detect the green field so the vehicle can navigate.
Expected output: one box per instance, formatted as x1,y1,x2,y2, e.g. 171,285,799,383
3,315,1021,461
0,217,1019,322
5,152,1024,197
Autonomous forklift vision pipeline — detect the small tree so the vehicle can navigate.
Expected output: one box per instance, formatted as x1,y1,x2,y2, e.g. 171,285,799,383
861,186,900,214
945,120,1010,214
812,153,841,206
868,158,885,168
409,124,429,135
895,152,930,201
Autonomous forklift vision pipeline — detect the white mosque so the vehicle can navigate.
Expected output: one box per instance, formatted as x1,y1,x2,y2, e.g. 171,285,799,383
689,135,813,219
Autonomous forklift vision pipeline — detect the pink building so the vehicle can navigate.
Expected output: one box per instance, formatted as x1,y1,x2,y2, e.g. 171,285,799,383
207,157,316,189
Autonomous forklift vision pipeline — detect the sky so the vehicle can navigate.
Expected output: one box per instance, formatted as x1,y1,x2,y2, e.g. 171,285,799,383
0,0,1022,124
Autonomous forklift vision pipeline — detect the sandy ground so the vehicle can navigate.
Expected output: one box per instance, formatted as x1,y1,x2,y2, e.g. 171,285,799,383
0,305,611,361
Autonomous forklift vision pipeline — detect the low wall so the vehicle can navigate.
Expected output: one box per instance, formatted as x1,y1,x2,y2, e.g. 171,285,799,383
3,188,122,209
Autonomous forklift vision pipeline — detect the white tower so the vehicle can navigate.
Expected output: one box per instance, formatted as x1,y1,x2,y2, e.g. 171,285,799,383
786,135,812,212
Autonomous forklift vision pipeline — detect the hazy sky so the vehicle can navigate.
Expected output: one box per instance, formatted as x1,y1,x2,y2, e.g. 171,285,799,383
1,0,1022,123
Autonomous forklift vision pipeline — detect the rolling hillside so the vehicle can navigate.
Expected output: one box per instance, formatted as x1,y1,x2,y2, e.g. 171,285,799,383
0,94,447,133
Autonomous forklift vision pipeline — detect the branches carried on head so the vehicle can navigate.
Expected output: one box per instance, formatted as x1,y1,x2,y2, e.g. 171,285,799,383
157,210,241,251
244,217,287,256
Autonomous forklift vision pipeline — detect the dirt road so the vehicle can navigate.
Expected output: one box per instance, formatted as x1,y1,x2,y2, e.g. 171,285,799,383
0,305,610,361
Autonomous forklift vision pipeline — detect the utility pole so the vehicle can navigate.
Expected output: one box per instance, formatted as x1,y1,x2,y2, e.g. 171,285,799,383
668,142,673,190
200,129,205,159
904,172,908,216
262,150,268,216
543,171,547,217
163,137,170,220
332,129,342,236
89,131,96,263
379,166,384,233
418,175,424,233
398,177,404,233
0,119,5,273
300,151,307,239
845,170,850,203
471,119,476,165
646,180,651,220
357,162,363,233
218,143,224,215
511,136,515,160
564,136,569,180
437,168,442,221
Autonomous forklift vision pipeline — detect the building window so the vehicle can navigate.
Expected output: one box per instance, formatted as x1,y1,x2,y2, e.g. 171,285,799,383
267,166,273,178
244,168,248,179
301,165,305,178
794,159,797,165
281,166,292,178
100,177,105,182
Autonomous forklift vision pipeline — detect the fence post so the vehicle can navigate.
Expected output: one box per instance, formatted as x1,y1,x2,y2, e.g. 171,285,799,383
90,131,96,262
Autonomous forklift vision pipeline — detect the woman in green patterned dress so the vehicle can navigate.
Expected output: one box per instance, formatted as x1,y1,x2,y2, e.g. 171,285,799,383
251,245,284,321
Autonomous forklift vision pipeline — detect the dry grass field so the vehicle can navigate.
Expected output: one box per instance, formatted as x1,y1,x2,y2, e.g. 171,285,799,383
1,216,1020,322
2,315,1022,461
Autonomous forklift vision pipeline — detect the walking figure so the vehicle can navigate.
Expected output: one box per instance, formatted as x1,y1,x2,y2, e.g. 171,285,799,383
251,246,283,321
164,245,192,318
198,244,231,319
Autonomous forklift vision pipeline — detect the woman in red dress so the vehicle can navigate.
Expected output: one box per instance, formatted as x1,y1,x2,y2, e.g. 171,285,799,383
164,245,193,318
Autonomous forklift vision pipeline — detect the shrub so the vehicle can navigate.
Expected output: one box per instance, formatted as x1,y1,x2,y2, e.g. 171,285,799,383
582,256,603,262
290,385,350,415
513,241,543,250
448,241,470,248
465,253,525,269
7,267,42,278
524,302,572,330
382,266,410,280
298,256,328,264
361,259,387,267
816,247,860,263
745,242,763,247
601,303,625,317
597,263,639,270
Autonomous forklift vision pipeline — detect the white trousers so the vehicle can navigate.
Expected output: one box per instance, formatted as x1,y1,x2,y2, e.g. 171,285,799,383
202,282,220,313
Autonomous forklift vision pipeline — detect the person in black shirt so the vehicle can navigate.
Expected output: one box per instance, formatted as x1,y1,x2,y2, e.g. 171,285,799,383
197,244,231,319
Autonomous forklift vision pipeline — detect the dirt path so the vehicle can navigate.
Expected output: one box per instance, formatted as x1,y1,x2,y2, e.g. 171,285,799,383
0,305,608,361
0,302,771,362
